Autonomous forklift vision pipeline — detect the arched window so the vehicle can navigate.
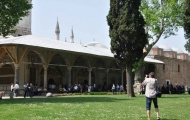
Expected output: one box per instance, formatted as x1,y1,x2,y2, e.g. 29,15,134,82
163,64,165,72
165,53,169,57
178,64,180,72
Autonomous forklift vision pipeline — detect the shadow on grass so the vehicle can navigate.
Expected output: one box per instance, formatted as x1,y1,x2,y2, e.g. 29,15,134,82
0,96,129,104
161,94,190,98
140,117,179,120
159,96,181,98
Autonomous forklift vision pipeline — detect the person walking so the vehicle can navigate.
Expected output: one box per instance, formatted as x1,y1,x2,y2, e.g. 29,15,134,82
142,72,160,120
14,82,19,97
112,84,115,94
24,83,29,98
29,83,34,98
11,83,14,92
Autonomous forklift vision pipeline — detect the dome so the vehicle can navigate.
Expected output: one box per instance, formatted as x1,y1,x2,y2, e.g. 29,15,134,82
85,41,108,49
152,45,159,49
172,47,184,54
159,45,173,51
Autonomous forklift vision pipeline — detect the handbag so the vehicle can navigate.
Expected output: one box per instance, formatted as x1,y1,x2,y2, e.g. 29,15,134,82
156,91,162,98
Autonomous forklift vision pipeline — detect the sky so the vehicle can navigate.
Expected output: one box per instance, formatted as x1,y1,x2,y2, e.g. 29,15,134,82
31,0,188,53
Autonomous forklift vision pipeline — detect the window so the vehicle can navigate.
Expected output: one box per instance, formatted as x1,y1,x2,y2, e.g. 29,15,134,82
177,55,180,59
166,80,170,86
159,50,161,55
178,64,180,72
163,64,165,72
165,53,169,57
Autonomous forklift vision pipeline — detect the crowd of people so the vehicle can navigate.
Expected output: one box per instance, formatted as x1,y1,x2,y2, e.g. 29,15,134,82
55,83,125,94
158,84,186,94
10,81,188,98
10,82,48,98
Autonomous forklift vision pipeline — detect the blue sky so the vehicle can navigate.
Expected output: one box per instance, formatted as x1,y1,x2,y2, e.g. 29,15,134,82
31,0,188,53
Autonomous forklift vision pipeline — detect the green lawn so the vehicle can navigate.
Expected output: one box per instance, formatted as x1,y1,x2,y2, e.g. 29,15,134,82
0,93,190,120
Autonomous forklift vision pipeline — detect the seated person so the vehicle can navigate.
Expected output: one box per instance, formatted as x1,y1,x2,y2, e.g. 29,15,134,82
63,87,67,93
37,87,42,95
59,87,63,93
52,84,56,90
74,84,78,92
43,87,47,93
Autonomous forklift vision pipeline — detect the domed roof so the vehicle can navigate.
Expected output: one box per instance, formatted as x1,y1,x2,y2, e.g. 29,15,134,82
85,41,108,49
159,45,173,51
172,47,184,54
152,45,159,49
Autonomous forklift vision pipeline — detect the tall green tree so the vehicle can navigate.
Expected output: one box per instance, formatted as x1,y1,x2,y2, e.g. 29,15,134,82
140,0,184,55
0,0,32,37
183,0,190,52
107,0,148,97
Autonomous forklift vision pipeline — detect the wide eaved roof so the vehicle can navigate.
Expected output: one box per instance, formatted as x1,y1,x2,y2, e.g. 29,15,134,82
0,35,164,64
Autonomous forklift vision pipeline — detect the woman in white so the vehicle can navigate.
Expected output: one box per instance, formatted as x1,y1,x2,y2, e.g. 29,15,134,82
11,83,14,92
142,72,160,120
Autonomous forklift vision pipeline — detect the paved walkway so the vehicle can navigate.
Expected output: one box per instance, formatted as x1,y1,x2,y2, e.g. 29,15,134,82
2,96,46,99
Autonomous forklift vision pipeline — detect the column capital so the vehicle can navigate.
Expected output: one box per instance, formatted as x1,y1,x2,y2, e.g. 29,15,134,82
43,65,48,70
14,63,20,69
88,67,92,72
0,63,4,68
67,66,72,71
121,69,125,73
106,68,109,73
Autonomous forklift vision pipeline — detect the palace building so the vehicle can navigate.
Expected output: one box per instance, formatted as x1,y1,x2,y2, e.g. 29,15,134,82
1,0,189,92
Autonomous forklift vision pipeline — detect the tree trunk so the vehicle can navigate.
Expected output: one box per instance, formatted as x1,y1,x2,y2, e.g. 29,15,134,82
127,65,135,97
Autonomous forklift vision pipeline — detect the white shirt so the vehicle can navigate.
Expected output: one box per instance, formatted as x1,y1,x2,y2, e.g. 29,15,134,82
11,85,14,91
14,84,19,89
142,78,157,98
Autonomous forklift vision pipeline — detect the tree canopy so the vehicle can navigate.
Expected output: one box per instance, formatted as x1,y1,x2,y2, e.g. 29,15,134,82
0,0,32,37
140,0,184,55
107,0,147,97
183,0,190,52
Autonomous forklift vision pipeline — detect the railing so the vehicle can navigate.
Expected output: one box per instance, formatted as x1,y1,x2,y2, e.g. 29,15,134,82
0,85,9,91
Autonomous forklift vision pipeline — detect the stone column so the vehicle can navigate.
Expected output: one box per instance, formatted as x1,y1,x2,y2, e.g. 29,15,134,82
67,67,72,87
88,68,92,86
0,63,4,68
36,67,40,86
14,64,20,84
43,65,48,88
106,69,109,87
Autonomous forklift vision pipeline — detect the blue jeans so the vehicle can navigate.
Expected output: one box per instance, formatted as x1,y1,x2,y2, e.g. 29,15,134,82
146,97,158,110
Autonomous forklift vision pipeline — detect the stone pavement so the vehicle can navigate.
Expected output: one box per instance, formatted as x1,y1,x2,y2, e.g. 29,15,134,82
2,96,46,99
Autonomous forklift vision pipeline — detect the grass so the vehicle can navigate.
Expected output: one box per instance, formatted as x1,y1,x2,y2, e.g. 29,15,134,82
0,93,190,120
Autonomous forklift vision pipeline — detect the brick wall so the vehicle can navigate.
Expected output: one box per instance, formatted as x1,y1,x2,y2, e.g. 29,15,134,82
154,55,190,86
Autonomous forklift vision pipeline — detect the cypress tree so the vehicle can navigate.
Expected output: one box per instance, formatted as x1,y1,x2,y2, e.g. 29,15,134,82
107,0,147,97
184,0,190,52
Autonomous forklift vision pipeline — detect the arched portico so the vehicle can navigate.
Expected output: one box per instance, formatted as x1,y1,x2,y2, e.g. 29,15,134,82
73,56,90,86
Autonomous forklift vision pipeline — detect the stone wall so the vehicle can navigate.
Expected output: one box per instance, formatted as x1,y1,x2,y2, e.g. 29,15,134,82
154,55,190,86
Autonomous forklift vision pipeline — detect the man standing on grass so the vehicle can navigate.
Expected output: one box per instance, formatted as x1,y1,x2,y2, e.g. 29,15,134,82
14,82,19,97
142,72,160,120
24,83,29,98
